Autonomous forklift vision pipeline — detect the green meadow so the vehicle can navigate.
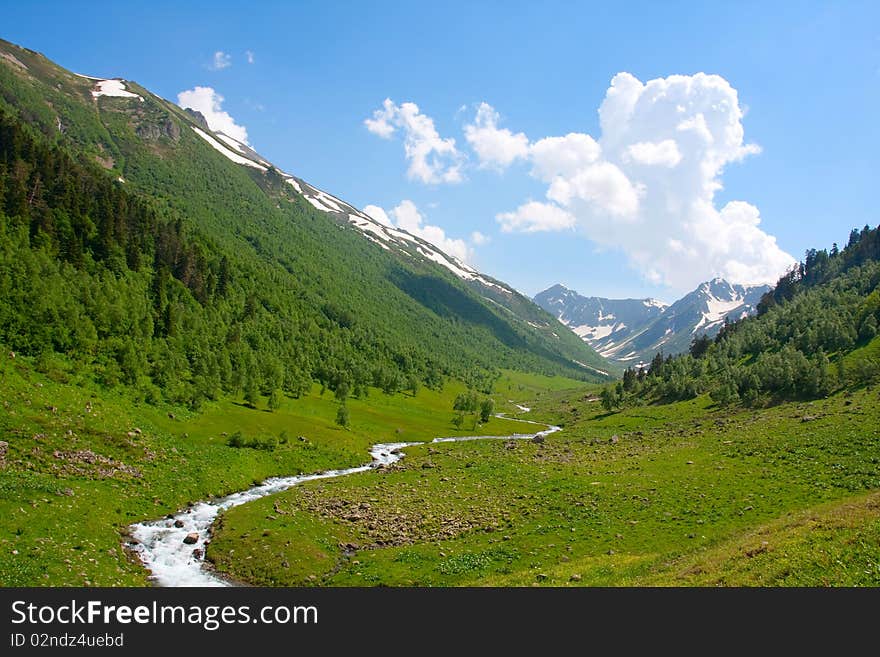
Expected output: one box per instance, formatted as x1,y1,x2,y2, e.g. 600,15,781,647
209,383,880,586
2,353,878,587
0,354,525,586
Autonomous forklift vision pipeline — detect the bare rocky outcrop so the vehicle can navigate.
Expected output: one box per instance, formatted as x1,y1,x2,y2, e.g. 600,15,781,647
136,118,181,142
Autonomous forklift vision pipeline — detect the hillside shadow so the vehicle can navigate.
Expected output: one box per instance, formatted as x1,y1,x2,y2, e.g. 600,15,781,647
388,267,527,349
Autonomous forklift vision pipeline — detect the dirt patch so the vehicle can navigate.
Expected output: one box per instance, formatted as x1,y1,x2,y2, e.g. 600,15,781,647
94,154,115,170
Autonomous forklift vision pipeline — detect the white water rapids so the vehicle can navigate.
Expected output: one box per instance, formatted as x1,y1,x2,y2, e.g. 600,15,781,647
128,412,558,587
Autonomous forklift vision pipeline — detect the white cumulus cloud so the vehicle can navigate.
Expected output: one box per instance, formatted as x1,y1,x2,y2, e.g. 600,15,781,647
362,204,393,226
529,133,602,181
364,99,464,184
245,50,255,65
470,230,490,245
464,102,530,170
209,51,232,70
177,86,250,145
489,72,793,290
496,201,576,233
625,139,682,167
367,200,476,263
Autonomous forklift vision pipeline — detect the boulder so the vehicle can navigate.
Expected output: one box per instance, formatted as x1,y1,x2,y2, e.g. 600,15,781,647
173,519,185,528
183,533,199,545
531,434,545,444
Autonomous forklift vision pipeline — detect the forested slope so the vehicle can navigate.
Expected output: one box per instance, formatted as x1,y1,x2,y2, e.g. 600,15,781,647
0,38,611,413
603,225,880,407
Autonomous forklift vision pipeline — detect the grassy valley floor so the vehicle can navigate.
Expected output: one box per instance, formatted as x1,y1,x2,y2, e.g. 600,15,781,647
0,356,539,586
2,353,878,587
208,385,880,586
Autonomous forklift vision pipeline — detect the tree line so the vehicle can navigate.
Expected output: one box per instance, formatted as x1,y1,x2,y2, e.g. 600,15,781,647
601,225,880,410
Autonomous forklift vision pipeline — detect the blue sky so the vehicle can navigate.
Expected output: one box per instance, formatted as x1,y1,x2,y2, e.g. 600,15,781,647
3,1,877,301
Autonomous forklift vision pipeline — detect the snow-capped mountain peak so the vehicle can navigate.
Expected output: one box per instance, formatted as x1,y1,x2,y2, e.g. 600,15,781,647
534,279,770,365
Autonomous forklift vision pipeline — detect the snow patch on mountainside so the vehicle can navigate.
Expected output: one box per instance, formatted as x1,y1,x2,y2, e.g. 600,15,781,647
694,297,744,331
572,360,610,376
216,133,246,153
91,79,143,101
182,118,517,296
191,127,267,170
574,324,614,341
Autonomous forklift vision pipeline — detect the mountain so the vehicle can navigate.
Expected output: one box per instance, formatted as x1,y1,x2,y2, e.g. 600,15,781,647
534,278,770,365
0,37,612,407
614,224,880,405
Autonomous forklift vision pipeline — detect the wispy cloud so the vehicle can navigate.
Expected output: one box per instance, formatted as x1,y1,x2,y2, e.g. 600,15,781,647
209,51,232,71
245,50,255,65
364,99,464,184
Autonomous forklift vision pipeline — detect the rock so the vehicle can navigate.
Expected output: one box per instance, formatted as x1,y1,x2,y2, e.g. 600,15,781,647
173,520,185,528
0,440,7,460
610,434,620,444
183,108,210,130
192,548,203,559
686,460,694,465
167,412,175,420
133,428,142,434
183,533,199,545
535,573,548,581
135,118,181,142
531,434,545,444
570,574,582,582
801,415,817,422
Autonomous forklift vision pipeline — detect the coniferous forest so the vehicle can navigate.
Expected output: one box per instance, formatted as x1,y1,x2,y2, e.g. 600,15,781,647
0,59,609,414
604,225,880,409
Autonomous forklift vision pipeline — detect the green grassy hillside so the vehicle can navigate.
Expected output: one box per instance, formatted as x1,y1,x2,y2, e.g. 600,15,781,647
0,37,612,405
0,352,529,586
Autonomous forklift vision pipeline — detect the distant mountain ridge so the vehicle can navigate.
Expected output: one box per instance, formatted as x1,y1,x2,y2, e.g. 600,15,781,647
534,278,771,365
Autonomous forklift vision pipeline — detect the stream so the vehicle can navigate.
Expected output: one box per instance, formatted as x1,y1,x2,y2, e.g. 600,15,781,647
127,413,559,587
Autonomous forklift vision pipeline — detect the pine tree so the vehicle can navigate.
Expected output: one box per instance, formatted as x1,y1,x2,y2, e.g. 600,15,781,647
335,403,349,428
